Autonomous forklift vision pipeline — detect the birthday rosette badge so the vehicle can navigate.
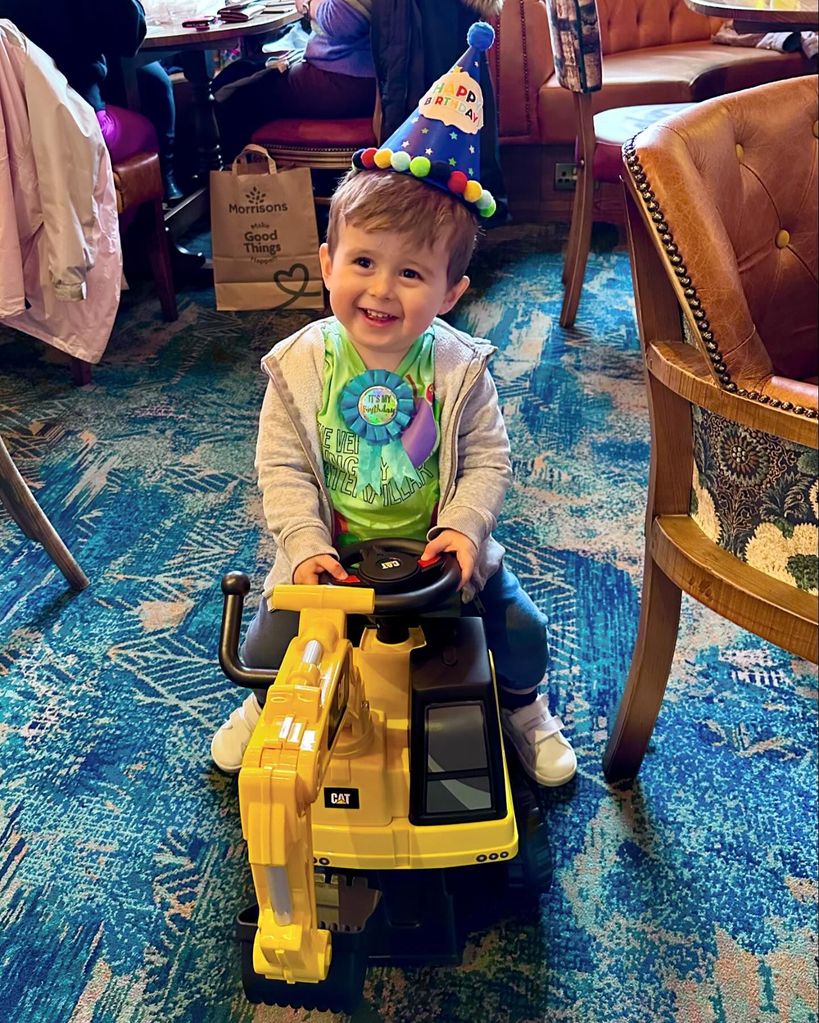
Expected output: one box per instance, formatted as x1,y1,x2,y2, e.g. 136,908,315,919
340,369,415,443
340,369,425,495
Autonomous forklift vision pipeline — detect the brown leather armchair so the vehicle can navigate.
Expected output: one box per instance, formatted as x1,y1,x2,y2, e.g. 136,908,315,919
113,151,177,323
604,76,819,782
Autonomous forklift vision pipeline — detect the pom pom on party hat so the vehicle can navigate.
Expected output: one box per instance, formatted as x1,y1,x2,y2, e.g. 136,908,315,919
351,22,497,219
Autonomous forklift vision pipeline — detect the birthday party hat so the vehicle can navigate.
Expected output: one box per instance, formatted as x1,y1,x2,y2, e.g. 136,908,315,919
351,22,497,219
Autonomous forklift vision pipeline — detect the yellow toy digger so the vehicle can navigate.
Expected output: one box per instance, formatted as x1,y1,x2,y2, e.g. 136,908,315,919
218,539,551,1013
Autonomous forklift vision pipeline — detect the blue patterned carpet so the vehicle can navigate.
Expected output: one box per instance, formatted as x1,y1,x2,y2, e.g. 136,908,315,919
0,226,816,1023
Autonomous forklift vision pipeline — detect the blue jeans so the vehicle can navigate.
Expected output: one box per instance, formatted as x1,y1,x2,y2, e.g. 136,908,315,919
135,61,175,166
477,563,550,696
241,563,549,708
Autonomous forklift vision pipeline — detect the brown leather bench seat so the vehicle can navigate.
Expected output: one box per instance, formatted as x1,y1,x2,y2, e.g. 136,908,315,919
539,42,810,142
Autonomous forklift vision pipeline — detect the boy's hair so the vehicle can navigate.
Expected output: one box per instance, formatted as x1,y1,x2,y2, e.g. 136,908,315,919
326,171,479,287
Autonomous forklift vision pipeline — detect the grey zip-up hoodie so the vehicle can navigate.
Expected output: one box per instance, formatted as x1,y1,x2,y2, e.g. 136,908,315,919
256,315,512,599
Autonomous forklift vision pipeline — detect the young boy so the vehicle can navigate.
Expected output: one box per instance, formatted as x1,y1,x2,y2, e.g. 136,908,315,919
211,23,575,787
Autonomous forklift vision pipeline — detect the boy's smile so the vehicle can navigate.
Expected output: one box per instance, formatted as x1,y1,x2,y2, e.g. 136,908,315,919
319,223,469,370
361,309,396,324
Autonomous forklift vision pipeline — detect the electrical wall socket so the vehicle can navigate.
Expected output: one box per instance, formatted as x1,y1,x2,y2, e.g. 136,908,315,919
554,162,578,191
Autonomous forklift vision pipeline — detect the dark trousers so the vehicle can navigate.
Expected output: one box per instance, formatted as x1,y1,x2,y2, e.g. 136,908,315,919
242,563,549,708
213,59,376,162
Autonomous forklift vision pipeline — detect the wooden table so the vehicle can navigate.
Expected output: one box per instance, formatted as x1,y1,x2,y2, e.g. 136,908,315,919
143,3,301,55
123,2,301,235
684,0,819,32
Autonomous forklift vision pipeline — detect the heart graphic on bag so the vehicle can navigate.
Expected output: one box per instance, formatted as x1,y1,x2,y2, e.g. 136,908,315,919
273,263,324,307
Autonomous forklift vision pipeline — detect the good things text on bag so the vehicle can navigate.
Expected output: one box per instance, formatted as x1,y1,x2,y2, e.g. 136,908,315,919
210,146,323,312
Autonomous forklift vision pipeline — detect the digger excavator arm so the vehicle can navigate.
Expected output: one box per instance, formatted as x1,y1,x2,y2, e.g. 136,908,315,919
238,584,374,985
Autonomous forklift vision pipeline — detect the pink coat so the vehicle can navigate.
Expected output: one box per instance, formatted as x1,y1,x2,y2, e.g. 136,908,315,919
0,20,121,364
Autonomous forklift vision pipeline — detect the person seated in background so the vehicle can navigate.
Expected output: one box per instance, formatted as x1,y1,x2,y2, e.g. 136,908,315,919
213,0,376,162
0,0,181,203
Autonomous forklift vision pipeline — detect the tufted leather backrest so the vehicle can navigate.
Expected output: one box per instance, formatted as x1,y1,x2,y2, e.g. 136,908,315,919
596,0,718,55
627,77,818,388
493,0,555,142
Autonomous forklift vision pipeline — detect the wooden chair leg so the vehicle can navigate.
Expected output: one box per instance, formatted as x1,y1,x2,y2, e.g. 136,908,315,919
562,161,581,286
147,198,179,322
603,553,682,782
0,437,89,590
70,357,92,387
560,94,596,328
560,155,594,328
562,209,576,286
601,182,699,783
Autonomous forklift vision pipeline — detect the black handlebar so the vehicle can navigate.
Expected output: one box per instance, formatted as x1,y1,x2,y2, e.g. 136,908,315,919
219,572,279,689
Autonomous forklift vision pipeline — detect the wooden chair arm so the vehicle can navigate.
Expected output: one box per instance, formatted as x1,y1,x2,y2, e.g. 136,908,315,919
646,340,818,448
652,515,818,663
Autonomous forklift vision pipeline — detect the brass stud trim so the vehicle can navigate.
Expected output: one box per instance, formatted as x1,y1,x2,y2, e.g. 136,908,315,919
623,135,814,419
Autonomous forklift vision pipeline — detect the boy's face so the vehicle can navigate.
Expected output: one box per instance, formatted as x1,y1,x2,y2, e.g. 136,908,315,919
319,222,469,368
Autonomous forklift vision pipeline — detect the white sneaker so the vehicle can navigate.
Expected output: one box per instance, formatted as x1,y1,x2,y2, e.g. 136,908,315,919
211,693,262,774
500,693,577,787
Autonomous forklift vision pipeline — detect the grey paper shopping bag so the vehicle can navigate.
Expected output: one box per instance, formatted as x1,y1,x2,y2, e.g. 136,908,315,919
210,145,324,311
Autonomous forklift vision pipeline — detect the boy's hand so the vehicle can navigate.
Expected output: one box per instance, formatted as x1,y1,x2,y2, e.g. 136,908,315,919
421,530,478,589
293,555,349,585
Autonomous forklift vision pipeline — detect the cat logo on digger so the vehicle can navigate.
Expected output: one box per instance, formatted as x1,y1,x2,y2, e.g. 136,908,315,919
324,787,360,809
380,559,400,570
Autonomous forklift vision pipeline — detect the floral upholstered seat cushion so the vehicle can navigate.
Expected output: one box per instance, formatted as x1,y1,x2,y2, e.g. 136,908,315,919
691,407,818,594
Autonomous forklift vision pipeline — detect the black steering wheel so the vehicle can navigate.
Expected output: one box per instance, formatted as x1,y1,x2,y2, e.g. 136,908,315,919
218,539,461,689
336,538,461,614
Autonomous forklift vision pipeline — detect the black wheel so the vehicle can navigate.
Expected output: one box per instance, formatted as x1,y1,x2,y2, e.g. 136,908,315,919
236,905,368,1013
506,775,552,894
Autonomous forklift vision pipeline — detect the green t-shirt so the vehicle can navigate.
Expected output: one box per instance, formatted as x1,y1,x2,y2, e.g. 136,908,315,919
318,320,441,548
